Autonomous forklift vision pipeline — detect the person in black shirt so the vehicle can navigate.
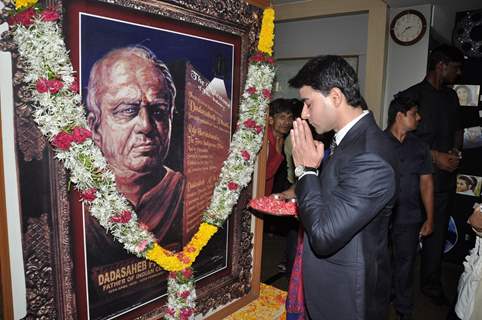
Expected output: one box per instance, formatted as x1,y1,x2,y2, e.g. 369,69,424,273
386,96,434,320
399,45,464,305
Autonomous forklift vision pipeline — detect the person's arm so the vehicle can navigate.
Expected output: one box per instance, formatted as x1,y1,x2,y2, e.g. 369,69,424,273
450,95,463,162
419,174,434,236
431,150,460,172
296,153,396,256
274,184,296,200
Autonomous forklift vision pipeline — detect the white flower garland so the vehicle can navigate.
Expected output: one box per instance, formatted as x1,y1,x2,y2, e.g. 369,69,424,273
12,15,275,254
4,3,275,318
13,17,156,255
204,62,275,226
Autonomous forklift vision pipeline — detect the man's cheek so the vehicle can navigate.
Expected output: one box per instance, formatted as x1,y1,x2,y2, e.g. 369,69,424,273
103,132,130,157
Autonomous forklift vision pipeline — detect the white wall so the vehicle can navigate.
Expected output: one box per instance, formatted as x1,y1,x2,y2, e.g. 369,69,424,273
382,4,432,128
274,12,368,99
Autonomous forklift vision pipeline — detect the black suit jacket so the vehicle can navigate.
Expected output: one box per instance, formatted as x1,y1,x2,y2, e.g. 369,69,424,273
296,113,398,320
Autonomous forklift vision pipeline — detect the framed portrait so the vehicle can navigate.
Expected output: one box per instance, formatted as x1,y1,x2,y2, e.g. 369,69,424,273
0,0,263,319
272,55,359,99
452,84,480,107
456,174,482,197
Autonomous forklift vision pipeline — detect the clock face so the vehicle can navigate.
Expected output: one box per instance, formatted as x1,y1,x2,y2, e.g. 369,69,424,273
390,10,427,46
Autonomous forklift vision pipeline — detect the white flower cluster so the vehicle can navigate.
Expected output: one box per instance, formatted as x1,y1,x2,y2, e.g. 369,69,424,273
165,274,196,320
14,19,83,136
12,17,153,256
205,62,275,226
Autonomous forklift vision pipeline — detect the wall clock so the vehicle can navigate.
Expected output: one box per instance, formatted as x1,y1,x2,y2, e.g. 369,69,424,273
453,10,482,58
390,9,427,46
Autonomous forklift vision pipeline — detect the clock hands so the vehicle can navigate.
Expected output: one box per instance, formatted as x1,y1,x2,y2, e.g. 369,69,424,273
402,25,412,34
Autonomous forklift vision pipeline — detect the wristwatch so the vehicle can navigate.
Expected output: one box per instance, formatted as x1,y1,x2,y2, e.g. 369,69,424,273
294,165,318,178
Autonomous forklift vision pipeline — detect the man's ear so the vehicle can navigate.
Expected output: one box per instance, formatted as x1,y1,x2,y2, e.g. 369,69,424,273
87,113,102,146
268,116,274,126
329,87,343,107
437,61,446,74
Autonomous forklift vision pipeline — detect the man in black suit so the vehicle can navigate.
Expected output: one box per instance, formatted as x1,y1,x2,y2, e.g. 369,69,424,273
289,55,398,320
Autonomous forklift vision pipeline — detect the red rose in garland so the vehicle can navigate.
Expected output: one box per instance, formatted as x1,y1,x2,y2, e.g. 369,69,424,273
35,78,64,94
69,78,80,93
8,8,35,26
52,131,74,150
80,188,97,202
35,78,50,93
72,127,92,144
40,9,60,22
110,210,133,223
227,182,239,191
48,79,63,94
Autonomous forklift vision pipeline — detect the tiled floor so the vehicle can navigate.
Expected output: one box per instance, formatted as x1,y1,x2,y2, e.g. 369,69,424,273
261,229,464,320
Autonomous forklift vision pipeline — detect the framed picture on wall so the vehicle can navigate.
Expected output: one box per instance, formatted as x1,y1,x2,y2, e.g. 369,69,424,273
273,55,359,99
452,84,480,106
456,174,482,197
1,0,263,319
463,126,482,149
64,1,260,319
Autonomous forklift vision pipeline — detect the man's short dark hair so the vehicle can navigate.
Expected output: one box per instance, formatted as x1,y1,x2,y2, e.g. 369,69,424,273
269,98,297,117
288,55,365,109
387,95,418,127
427,45,464,71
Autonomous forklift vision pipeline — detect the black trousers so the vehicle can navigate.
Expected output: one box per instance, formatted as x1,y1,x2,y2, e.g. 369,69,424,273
391,222,421,315
420,192,453,293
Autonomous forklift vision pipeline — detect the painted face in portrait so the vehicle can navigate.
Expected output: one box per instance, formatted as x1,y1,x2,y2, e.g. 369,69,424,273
457,177,469,193
269,111,294,137
455,86,470,105
89,55,173,176
299,85,337,134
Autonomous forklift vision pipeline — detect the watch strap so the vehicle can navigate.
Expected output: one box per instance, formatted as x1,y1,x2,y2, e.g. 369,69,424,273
295,165,318,179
